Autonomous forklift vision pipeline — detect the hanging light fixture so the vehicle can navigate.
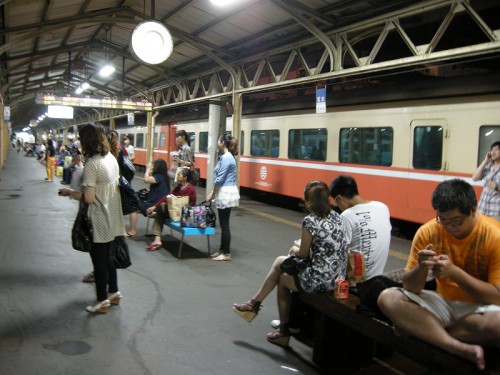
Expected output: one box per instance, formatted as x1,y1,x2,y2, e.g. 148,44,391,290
100,25,115,77
131,0,173,65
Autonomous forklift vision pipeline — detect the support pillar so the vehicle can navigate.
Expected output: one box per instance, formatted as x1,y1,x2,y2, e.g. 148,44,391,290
109,117,115,131
232,93,242,188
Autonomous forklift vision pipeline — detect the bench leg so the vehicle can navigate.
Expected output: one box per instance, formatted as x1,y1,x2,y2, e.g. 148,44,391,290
206,235,211,256
177,233,185,258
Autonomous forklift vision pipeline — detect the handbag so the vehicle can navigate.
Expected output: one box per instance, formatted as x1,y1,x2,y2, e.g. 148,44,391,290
279,255,307,276
119,176,140,215
167,195,189,221
181,204,208,228
71,196,93,252
110,236,132,269
121,155,135,182
137,188,149,202
202,200,216,227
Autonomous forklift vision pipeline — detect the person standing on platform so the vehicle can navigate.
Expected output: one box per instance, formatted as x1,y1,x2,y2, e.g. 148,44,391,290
124,134,135,163
329,175,392,279
40,139,56,182
206,133,240,261
377,179,500,370
59,123,125,313
472,141,500,221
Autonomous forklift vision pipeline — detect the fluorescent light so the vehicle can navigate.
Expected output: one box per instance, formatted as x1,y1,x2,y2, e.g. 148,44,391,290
47,105,74,119
75,87,84,94
99,64,115,77
81,82,90,90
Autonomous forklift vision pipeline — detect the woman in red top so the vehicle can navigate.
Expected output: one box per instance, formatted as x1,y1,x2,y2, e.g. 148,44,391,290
145,168,196,251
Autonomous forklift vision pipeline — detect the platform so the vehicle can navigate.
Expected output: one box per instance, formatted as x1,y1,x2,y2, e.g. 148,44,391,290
0,149,427,375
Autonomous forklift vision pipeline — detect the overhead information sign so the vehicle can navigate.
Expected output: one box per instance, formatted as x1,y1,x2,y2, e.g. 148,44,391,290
35,93,153,111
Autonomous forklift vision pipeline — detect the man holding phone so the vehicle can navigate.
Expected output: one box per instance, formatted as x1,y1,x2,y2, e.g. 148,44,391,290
472,141,500,221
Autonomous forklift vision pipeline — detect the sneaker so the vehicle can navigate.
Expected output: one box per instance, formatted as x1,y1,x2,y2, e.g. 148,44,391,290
270,320,301,333
212,253,231,261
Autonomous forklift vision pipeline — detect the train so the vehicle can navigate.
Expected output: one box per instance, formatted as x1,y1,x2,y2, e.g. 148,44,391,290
116,94,500,225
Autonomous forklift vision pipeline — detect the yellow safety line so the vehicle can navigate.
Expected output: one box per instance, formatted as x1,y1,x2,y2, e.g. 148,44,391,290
238,204,410,262
237,205,302,229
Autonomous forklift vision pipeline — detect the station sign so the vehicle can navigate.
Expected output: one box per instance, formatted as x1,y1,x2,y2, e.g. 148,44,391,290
35,93,153,111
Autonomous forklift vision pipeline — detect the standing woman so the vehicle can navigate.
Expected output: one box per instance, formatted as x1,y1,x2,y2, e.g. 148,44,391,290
59,124,125,313
173,129,194,169
42,139,56,181
206,133,240,261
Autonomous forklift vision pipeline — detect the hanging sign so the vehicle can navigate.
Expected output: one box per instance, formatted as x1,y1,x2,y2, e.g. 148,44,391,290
316,87,326,114
127,112,134,126
3,106,10,120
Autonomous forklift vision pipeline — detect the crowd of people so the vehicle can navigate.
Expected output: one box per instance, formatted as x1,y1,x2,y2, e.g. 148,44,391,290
25,127,500,370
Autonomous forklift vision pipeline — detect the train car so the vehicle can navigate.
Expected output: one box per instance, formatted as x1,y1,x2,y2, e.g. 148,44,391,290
117,94,500,224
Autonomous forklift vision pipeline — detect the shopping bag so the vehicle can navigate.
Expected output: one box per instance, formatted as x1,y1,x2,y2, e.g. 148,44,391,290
56,166,64,176
347,251,366,287
181,204,208,228
167,195,189,221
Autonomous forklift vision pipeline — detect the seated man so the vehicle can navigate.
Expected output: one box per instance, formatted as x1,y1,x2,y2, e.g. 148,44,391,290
329,175,391,279
378,179,500,370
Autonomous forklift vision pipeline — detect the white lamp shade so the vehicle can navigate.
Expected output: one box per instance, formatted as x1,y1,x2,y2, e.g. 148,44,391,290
131,20,173,65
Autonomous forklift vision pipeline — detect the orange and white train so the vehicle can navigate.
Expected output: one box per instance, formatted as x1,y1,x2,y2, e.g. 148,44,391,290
117,94,500,225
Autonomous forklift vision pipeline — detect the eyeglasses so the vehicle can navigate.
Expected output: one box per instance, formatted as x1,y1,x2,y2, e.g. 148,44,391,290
435,213,467,228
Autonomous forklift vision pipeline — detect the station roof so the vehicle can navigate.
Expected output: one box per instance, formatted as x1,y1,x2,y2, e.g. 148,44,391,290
2,0,500,132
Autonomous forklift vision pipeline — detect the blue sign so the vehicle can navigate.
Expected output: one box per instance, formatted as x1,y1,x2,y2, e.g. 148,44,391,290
316,87,326,113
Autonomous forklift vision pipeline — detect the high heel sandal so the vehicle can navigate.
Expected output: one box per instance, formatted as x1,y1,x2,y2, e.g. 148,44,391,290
266,324,290,347
232,299,261,322
108,291,122,305
85,299,111,313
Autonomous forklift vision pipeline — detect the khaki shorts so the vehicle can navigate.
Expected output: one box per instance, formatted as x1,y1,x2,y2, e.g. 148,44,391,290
398,288,500,326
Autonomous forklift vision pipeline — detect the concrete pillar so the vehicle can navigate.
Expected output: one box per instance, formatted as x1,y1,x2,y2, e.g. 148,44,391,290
0,105,4,170
206,99,221,195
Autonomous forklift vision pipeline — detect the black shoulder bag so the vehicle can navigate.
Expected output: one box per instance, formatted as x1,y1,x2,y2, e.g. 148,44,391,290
72,196,93,252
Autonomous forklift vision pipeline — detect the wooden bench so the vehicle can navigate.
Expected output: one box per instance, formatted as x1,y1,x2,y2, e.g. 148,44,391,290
295,292,500,374
164,221,215,258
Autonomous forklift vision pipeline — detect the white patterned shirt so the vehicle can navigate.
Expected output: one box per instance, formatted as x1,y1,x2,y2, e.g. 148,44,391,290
81,152,125,243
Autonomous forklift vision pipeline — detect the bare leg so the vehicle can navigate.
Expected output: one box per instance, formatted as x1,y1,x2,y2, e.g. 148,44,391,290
448,312,500,344
128,212,138,236
252,256,287,303
378,289,485,370
151,235,162,245
277,273,299,324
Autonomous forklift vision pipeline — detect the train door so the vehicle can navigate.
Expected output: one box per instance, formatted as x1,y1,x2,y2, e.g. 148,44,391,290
408,119,449,222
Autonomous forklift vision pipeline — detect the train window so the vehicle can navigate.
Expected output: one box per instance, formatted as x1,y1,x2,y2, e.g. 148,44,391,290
477,126,500,166
136,133,144,147
159,132,166,148
339,127,393,166
251,130,280,157
413,126,442,170
288,129,327,161
153,132,158,148
199,132,208,153
188,132,195,152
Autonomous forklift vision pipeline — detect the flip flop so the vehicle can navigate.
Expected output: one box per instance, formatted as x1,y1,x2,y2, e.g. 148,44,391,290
125,232,136,237
146,243,162,251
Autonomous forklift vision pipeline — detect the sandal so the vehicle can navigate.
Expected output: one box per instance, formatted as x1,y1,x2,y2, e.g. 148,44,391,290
146,243,162,251
212,253,231,261
210,251,222,258
266,324,290,347
232,299,261,322
82,271,95,283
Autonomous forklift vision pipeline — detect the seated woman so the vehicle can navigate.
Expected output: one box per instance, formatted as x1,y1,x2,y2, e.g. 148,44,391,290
145,168,196,251
233,180,348,347
127,159,170,237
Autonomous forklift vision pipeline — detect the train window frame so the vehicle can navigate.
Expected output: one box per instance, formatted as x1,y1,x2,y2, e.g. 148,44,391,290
136,133,144,148
251,129,280,158
288,128,327,161
412,125,444,170
159,132,166,148
199,132,208,153
339,127,393,166
477,126,500,166
188,132,195,152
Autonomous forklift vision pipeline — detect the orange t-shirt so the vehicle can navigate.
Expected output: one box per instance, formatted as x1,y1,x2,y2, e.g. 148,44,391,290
406,215,500,303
